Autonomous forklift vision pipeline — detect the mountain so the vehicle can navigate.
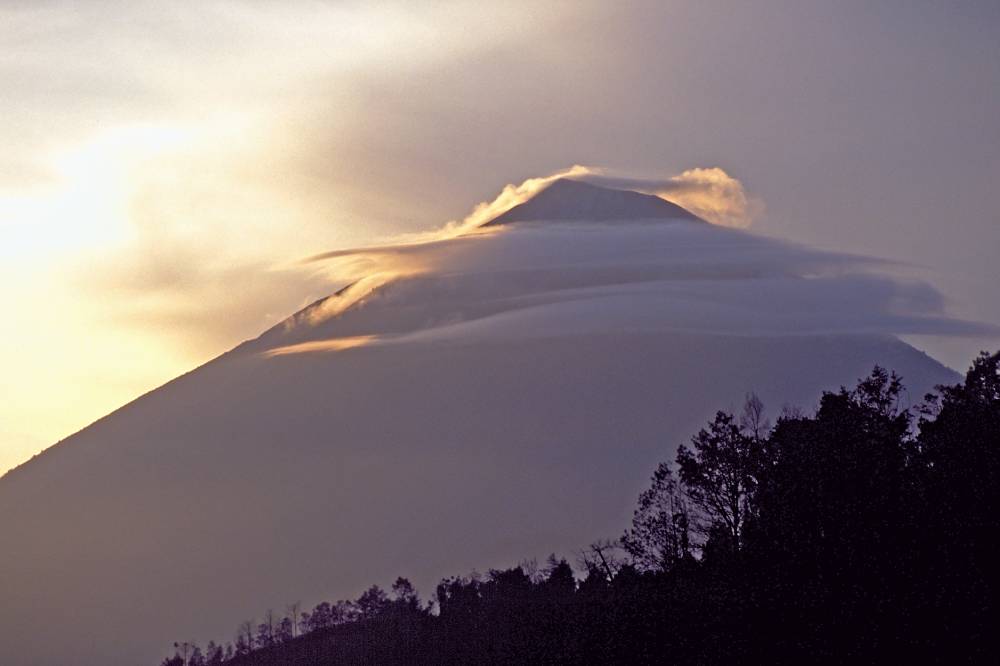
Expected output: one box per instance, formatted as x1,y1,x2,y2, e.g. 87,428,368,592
0,180,967,665
483,178,700,225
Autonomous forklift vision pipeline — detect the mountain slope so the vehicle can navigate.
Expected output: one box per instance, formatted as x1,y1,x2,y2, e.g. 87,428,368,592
0,182,968,665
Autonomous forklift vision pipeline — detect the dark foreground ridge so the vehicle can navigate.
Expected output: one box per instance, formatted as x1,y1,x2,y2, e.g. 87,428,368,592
160,351,999,666
483,178,701,226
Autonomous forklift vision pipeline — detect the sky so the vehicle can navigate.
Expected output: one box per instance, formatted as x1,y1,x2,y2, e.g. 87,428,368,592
2,0,999,473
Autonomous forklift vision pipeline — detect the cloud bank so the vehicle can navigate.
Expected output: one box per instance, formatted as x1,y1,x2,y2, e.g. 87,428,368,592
251,214,994,362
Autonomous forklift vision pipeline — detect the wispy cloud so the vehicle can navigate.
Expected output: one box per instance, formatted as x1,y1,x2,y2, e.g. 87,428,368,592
263,335,377,357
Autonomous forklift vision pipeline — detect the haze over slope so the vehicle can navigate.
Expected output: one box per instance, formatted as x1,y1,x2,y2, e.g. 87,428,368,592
0,180,980,665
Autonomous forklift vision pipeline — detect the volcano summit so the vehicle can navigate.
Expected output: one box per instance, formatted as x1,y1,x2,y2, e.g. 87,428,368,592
483,178,700,225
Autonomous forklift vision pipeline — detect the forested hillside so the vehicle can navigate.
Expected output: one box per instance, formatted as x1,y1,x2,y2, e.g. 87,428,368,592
161,352,999,665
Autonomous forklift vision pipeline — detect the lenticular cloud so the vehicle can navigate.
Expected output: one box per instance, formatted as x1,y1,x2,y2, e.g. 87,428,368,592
257,178,987,358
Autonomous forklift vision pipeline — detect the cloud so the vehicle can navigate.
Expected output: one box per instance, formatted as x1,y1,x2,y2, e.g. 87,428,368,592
443,165,595,234
262,335,376,357
355,163,757,251
258,217,995,362
448,165,761,233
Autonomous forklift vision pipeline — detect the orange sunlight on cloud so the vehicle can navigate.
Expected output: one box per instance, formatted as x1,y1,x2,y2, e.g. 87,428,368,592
263,335,378,357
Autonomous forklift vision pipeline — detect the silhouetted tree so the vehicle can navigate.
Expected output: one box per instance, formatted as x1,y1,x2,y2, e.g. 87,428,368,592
234,621,253,656
391,577,420,610
286,602,301,638
275,617,293,644
676,410,758,551
172,641,196,666
356,585,389,619
746,366,915,659
304,601,333,632
204,641,224,666
578,539,625,581
739,392,770,442
255,610,276,649
621,463,690,570
916,351,1000,659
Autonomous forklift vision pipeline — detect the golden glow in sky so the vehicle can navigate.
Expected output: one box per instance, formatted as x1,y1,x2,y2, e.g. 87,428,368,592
3,1,998,473
0,2,555,473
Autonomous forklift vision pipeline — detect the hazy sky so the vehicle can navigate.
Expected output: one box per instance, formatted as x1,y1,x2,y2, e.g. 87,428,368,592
2,0,998,472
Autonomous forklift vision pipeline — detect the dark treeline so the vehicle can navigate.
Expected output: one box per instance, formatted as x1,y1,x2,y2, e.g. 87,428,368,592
161,352,999,665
